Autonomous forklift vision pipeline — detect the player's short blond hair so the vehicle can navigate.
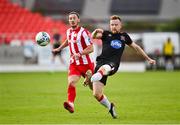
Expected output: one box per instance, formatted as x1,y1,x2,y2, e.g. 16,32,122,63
110,15,121,21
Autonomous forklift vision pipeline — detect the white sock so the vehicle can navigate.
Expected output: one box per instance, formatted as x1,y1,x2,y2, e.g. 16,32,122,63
91,72,103,82
68,102,74,108
99,95,111,110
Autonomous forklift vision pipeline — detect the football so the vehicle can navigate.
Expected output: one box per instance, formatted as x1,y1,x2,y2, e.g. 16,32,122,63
35,31,50,46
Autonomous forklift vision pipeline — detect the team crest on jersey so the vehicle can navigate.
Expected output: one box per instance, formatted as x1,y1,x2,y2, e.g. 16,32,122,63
110,40,122,49
121,36,125,41
108,34,112,37
73,33,77,37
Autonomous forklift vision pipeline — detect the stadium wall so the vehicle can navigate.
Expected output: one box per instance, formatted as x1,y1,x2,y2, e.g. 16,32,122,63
0,63,146,73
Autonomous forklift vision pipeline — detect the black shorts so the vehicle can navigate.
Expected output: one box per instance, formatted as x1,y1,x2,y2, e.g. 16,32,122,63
94,62,119,85
165,55,173,62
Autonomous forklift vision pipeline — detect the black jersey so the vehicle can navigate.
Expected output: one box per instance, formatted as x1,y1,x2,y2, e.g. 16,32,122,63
53,33,61,42
96,30,133,66
53,33,61,49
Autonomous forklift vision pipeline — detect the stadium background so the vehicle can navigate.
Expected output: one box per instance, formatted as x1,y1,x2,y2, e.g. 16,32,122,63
0,0,180,124
0,0,180,71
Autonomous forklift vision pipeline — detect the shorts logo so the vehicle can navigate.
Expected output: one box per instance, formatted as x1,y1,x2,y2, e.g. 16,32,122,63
110,40,122,49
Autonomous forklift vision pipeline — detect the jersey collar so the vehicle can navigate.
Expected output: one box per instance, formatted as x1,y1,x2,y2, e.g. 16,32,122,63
71,26,81,32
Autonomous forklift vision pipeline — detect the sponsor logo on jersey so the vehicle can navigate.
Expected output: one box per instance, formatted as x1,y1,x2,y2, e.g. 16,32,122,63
121,36,125,41
110,40,122,49
88,37,91,42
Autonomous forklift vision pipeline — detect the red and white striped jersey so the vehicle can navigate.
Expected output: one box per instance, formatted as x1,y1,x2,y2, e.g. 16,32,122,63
66,27,94,65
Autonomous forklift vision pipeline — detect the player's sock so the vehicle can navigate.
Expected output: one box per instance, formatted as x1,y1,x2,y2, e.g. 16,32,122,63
98,95,111,110
67,84,76,103
91,70,103,82
68,102,74,108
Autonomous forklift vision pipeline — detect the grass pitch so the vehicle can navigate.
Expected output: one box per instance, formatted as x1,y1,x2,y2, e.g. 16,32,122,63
0,71,180,124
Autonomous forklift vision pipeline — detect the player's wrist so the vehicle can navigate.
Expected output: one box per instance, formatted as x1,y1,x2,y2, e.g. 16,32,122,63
77,52,82,57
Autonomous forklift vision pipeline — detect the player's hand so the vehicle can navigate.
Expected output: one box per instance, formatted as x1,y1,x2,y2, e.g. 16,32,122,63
52,48,60,54
148,59,156,65
72,53,81,60
95,29,103,33
92,29,103,39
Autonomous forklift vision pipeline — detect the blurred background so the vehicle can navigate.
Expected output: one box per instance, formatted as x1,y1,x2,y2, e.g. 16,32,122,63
0,0,180,72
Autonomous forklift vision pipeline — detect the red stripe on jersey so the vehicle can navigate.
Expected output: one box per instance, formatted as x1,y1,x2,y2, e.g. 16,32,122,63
81,31,87,50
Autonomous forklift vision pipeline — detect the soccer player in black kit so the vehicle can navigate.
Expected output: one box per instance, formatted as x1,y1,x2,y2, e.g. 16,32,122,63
91,15,156,118
51,29,66,66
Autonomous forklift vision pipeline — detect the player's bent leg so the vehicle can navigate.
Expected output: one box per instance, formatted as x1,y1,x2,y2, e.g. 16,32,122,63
63,75,80,113
93,82,111,109
91,64,111,82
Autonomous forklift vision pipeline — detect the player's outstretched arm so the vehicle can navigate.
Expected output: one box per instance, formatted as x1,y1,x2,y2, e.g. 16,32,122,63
52,39,68,53
73,45,93,60
92,29,103,39
129,42,156,65
81,44,93,55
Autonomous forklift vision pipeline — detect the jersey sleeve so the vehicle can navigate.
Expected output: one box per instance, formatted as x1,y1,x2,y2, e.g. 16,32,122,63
66,28,71,41
124,32,133,45
82,30,92,46
101,30,108,41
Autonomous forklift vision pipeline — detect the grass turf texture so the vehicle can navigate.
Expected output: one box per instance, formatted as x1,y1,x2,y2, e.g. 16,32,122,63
0,71,180,124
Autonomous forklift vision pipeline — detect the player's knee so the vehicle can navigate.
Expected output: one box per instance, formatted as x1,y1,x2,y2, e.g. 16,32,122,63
93,90,102,100
68,76,80,86
100,64,111,75
93,92,101,100
68,81,76,87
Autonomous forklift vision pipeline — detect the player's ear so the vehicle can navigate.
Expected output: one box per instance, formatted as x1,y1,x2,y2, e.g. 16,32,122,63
78,18,80,23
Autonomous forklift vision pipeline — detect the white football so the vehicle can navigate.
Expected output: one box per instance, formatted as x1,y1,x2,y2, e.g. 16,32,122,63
35,32,50,46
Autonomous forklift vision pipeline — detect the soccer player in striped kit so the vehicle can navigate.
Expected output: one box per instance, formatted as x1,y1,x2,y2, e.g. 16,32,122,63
52,12,94,113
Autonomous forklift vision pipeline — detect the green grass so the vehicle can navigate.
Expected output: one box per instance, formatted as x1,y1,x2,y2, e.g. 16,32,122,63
0,71,180,124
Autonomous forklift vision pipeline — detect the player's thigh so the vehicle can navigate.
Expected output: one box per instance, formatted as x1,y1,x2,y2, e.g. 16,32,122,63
80,63,94,77
68,75,81,86
93,81,104,96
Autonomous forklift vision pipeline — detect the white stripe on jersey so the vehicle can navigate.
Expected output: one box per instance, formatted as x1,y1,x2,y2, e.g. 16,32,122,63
76,28,88,64
82,31,91,46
